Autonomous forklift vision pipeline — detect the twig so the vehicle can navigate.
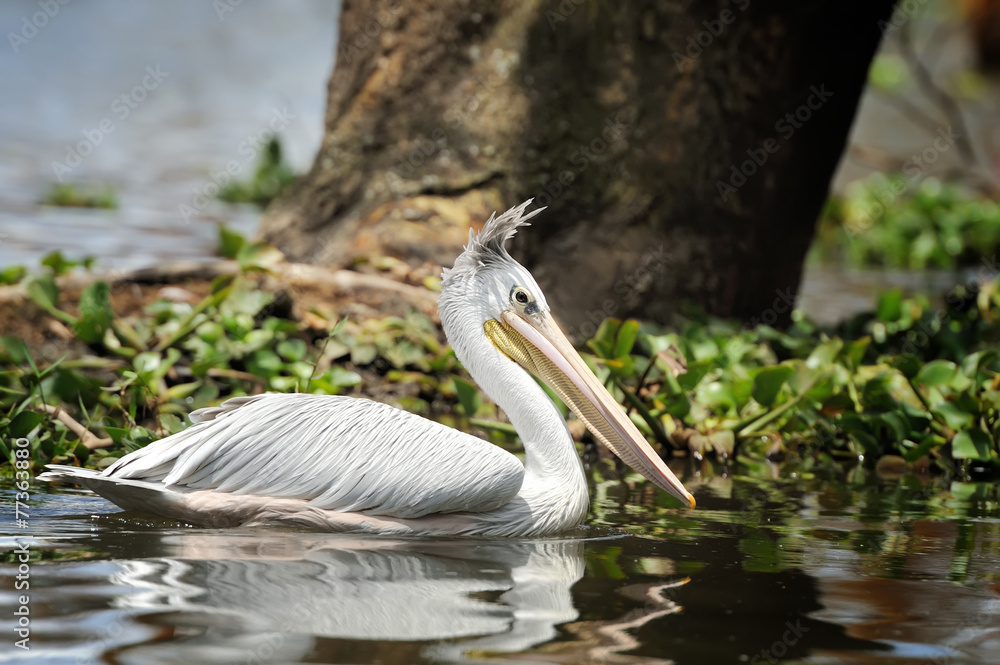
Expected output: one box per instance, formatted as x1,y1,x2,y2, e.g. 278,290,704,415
40,405,114,450
898,20,977,166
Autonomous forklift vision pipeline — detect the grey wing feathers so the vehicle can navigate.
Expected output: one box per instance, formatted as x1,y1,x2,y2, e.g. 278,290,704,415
102,394,524,519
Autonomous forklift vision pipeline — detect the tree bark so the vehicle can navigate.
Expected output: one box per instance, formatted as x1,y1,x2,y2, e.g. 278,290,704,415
259,0,896,338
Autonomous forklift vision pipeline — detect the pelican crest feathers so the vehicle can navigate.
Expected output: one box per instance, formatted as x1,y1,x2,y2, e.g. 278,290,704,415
443,199,544,281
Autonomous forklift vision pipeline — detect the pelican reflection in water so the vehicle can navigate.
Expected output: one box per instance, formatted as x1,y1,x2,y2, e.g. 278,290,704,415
41,200,694,536
98,533,685,664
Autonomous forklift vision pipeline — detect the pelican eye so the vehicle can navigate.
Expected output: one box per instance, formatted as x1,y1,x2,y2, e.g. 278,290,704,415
510,286,539,314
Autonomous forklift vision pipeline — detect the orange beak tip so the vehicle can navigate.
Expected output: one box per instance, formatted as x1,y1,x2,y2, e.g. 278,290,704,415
687,494,697,509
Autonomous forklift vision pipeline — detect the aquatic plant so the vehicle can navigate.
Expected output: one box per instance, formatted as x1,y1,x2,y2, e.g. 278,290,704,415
1,231,997,480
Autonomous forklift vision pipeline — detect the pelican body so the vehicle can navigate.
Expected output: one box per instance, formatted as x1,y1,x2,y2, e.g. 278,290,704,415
40,201,694,536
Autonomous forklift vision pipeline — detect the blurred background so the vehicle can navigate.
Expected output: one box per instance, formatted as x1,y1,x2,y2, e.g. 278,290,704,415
0,0,336,270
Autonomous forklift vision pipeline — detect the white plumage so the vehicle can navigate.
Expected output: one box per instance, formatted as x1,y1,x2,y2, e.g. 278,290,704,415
40,200,694,536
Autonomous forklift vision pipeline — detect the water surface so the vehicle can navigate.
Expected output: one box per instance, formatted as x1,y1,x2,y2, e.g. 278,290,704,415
2,471,998,664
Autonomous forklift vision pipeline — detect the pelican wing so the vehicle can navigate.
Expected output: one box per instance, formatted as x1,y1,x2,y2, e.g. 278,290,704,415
103,394,525,519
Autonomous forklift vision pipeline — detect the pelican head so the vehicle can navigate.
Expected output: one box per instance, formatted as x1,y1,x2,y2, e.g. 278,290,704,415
440,200,695,509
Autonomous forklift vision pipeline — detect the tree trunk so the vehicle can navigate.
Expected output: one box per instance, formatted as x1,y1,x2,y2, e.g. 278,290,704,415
259,0,896,339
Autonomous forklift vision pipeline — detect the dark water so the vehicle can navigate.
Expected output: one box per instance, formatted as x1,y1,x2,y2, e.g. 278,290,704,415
2,470,998,664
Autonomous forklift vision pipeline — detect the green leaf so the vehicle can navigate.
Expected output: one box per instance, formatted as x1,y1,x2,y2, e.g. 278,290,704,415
453,376,482,417
752,365,794,407
276,338,307,362
74,281,113,343
237,242,283,271
613,319,640,359
25,273,76,325
806,338,843,369
218,225,247,259
961,350,998,379
932,401,974,430
350,343,378,366
104,426,128,445
952,429,992,461
327,366,362,387
0,265,26,285
842,336,870,368
10,411,44,438
587,318,620,359
916,360,957,387
876,289,902,322
158,413,186,435
901,435,940,462
892,354,922,379
40,250,77,275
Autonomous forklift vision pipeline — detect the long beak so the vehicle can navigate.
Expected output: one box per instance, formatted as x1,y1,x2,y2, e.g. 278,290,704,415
485,310,696,509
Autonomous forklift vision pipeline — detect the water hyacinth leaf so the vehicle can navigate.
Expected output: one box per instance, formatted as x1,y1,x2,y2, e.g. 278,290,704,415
218,225,246,259
876,288,903,322
328,366,362,387
0,264,26,285
901,435,940,462
290,361,315,381
587,318,620,358
892,354,922,379
453,375,482,417
613,319,640,359
248,349,283,375
698,381,736,411
708,430,735,457
677,360,712,391
40,250,79,276
10,411,44,439
158,413,186,435
350,343,377,366
266,376,296,391
276,338,307,362
916,360,958,387
165,381,201,401
932,402,974,431
951,429,992,460
752,365,794,407
842,336,870,368
237,242,284,272
74,281,114,343
806,338,843,369
961,349,998,378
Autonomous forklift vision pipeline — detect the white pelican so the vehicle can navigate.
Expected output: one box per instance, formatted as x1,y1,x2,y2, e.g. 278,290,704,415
40,200,695,536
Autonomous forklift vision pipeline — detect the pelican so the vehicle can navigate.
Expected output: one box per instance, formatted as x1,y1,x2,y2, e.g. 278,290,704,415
40,200,695,536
